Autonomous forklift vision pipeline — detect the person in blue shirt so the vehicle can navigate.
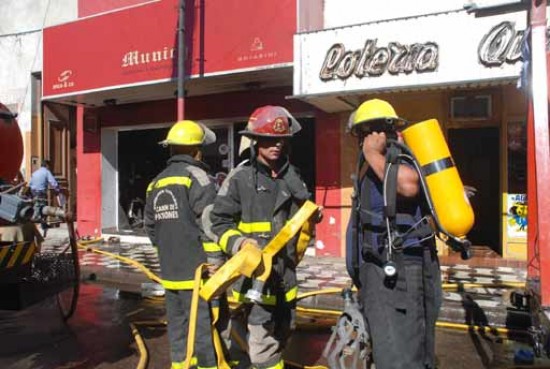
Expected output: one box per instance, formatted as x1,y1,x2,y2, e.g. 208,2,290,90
29,160,59,225
29,160,59,194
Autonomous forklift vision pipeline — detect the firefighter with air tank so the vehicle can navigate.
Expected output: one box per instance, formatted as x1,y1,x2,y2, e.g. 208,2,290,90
345,98,474,369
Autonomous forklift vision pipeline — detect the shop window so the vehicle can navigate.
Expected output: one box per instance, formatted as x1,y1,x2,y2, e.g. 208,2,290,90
450,95,492,120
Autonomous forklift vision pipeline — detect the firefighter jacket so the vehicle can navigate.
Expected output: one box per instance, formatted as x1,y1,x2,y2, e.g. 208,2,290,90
208,157,311,305
144,154,221,290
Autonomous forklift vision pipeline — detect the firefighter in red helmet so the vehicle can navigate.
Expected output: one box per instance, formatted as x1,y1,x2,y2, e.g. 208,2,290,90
207,106,311,369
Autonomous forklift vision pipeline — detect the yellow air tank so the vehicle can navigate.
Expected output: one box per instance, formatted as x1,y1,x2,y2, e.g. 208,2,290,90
401,119,474,238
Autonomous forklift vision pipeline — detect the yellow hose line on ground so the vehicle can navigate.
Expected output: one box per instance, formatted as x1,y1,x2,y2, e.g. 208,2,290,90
77,243,162,284
296,287,356,301
78,238,103,246
442,282,525,290
77,238,531,368
130,322,148,369
296,305,530,337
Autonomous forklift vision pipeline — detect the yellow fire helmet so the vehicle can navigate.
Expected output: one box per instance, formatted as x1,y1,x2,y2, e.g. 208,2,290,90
348,99,408,136
159,120,216,146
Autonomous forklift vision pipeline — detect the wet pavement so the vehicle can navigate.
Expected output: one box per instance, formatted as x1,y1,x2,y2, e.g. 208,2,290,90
1,227,548,368
0,283,171,369
0,282,547,369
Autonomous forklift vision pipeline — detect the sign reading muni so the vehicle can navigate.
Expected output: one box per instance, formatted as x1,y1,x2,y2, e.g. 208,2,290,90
319,40,439,81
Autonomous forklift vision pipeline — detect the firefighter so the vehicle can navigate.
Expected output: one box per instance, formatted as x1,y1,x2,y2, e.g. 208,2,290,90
207,105,311,369
346,99,442,369
144,120,223,369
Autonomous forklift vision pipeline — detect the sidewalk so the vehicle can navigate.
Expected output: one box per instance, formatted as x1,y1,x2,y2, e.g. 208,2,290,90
41,226,529,328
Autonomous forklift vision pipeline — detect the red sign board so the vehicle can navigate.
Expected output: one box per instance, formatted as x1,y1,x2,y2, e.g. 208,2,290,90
78,0,152,18
187,0,295,74
43,0,295,98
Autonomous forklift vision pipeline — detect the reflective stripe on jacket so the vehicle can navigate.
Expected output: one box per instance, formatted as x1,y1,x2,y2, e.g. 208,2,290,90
144,154,220,288
208,158,311,303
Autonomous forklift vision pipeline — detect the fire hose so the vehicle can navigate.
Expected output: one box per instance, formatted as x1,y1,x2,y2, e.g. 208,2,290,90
77,231,530,368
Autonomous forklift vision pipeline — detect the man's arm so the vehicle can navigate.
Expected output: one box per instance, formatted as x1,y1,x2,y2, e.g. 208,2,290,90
144,182,156,244
187,167,224,263
46,169,60,192
362,132,419,198
208,168,249,256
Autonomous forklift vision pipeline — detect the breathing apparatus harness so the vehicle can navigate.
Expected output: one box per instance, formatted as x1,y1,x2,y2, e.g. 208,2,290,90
349,127,472,284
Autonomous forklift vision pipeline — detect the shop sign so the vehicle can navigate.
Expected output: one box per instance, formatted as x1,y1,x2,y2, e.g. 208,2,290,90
319,40,438,81
506,193,527,239
44,0,296,98
478,21,526,66
294,10,527,99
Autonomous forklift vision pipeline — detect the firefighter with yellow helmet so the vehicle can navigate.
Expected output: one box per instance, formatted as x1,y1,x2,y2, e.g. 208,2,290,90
144,120,224,369
346,99,441,369
207,106,312,369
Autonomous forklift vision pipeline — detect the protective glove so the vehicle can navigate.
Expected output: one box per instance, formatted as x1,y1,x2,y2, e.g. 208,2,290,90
206,256,226,277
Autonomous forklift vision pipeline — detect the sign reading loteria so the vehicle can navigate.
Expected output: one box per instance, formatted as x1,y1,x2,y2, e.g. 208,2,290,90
294,10,530,97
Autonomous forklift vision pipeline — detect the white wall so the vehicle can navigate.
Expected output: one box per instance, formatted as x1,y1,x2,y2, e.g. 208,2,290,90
323,0,468,29
0,0,77,174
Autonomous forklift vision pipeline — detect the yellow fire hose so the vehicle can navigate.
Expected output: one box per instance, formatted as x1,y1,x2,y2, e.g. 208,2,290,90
76,234,530,368
129,322,148,369
200,200,320,302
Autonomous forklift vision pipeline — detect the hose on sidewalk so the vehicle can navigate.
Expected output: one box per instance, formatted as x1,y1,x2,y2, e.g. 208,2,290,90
76,238,531,368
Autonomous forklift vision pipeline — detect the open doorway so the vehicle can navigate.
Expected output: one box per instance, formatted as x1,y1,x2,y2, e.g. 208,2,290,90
118,128,169,233
116,125,233,234
448,127,500,253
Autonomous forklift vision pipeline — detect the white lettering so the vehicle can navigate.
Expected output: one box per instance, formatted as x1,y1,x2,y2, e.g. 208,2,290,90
122,47,176,68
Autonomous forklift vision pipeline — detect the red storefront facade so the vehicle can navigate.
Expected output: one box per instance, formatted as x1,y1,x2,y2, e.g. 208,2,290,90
42,0,343,256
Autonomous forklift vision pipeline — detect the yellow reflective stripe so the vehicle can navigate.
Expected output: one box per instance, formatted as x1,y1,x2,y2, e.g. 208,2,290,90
21,242,36,265
203,242,222,252
219,229,242,253
197,366,217,369
237,221,271,233
265,359,285,369
232,286,297,305
172,357,197,369
161,279,204,290
7,243,24,268
285,286,298,301
147,176,192,193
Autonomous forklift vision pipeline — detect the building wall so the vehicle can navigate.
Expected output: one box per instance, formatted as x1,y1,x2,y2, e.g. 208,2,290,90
0,0,77,178
323,0,466,28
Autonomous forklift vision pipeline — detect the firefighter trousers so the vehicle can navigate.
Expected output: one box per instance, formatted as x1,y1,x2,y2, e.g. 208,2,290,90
165,289,217,368
242,299,295,369
359,247,442,369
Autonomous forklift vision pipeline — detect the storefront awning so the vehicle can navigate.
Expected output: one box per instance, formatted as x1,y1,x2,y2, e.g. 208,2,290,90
293,9,529,112
43,0,297,104
291,78,519,113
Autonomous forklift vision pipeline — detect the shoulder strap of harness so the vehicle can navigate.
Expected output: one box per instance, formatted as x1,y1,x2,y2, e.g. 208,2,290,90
349,150,366,288
383,143,401,222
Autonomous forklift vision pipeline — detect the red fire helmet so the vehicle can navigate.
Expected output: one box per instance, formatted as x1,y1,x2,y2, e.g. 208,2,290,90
240,105,301,138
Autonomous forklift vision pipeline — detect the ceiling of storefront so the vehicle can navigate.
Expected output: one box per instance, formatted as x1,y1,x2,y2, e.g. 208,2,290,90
45,66,293,108
295,78,518,113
